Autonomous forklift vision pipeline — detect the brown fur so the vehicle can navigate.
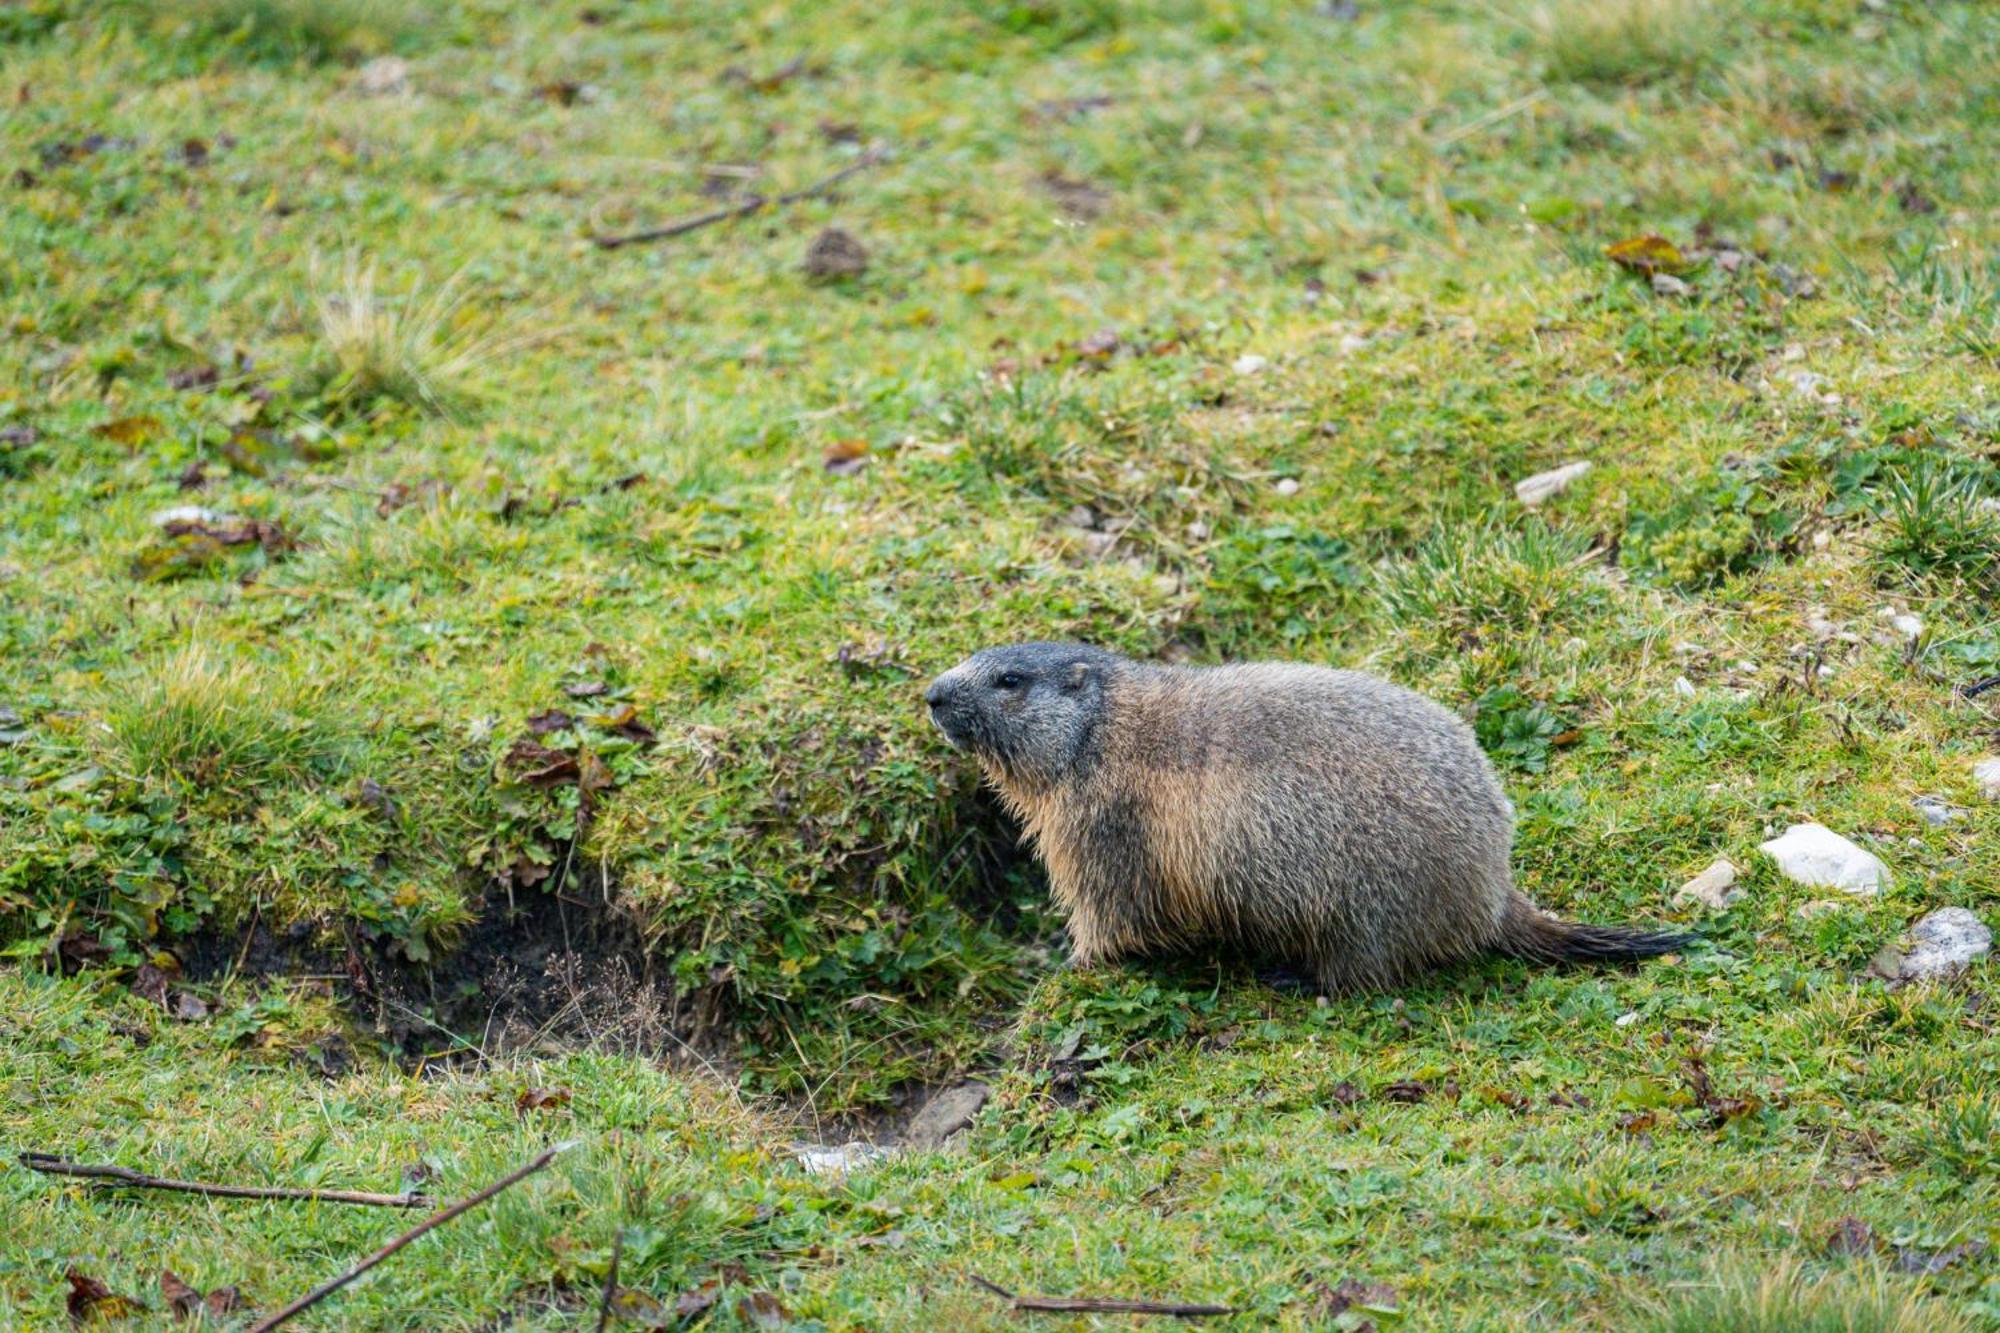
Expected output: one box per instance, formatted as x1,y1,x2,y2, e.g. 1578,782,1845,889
927,643,1689,993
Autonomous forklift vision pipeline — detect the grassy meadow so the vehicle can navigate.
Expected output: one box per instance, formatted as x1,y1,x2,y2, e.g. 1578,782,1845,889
1,0,1996,1326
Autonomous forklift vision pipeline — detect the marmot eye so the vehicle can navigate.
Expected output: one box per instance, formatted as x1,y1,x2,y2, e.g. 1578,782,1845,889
995,672,1024,690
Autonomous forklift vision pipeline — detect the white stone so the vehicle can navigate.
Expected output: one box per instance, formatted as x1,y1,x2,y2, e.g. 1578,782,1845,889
1515,460,1592,506
1895,908,1992,982
357,56,412,96
1650,273,1692,298
1614,1011,1640,1027
1758,823,1891,896
151,505,221,528
1974,757,2000,802
1675,859,1741,911
1912,796,1959,826
1233,354,1269,375
794,1142,898,1177
1673,676,1696,698
1891,613,1923,639
1274,477,1301,497
1337,333,1368,356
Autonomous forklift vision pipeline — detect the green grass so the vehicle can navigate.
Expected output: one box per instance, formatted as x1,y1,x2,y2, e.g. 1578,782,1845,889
1,0,1997,1326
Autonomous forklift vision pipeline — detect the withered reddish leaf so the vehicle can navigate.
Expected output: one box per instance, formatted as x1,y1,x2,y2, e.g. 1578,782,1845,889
516,1086,573,1115
674,1280,724,1319
1618,1110,1662,1134
66,1268,144,1323
1826,1216,1876,1257
736,1291,788,1328
525,709,574,736
591,704,656,743
160,1270,201,1319
131,963,172,1006
503,738,580,786
578,749,615,797
203,1287,242,1318
1483,1086,1531,1112
1605,234,1688,276
1380,1080,1429,1104
1329,1081,1364,1107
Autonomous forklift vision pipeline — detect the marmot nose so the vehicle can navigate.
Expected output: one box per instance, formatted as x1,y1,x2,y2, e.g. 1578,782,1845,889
924,679,952,710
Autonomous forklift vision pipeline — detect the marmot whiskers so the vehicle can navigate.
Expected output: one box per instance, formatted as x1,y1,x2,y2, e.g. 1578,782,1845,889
926,642,1689,993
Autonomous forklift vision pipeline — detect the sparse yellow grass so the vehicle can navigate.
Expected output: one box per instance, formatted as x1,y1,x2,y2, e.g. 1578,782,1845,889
310,255,516,416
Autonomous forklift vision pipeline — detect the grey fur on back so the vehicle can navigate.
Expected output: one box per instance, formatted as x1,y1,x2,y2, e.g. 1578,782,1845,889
926,643,1687,993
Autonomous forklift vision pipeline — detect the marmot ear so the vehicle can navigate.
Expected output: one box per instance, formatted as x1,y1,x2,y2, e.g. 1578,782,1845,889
1063,662,1093,693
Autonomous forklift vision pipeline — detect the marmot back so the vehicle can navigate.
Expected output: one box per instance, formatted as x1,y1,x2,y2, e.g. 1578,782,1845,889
925,642,1689,992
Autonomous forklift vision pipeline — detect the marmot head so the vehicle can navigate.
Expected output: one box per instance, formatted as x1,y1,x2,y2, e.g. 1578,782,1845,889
926,642,1118,786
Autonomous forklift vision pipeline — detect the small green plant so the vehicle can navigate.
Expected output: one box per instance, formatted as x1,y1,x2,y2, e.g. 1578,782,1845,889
1473,685,1564,774
1867,458,1999,586
1376,516,1608,653
103,646,350,795
1638,1257,1972,1333
1528,0,1724,86
1911,1095,2000,1184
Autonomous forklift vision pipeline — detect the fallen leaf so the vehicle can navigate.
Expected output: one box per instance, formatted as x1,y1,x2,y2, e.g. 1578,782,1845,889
131,963,173,1006
1077,327,1121,360
1826,1216,1876,1257
503,738,580,786
160,1270,201,1319
1893,1240,1987,1275
94,415,163,447
171,991,209,1022
823,437,869,476
357,778,396,819
66,1268,144,1324
1605,234,1688,277
1617,1110,1663,1134
1312,1276,1398,1319
736,1291,788,1328
674,1280,725,1319
1483,1086,1531,1112
1895,180,1937,215
1040,169,1110,220
590,704,657,743
516,1086,573,1115
534,81,587,106
525,709,574,736
803,227,869,281
1380,1080,1429,1104
1329,1081,1365,1107
564,680,609,698
167,364,219,391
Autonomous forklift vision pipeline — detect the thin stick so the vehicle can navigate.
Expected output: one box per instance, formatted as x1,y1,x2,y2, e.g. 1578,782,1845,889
594,1225,623,1333
1959,673,2000,699
247,1144,572,1333
592,145,889,249
18,1155,430,1209
968,1274,1241,1319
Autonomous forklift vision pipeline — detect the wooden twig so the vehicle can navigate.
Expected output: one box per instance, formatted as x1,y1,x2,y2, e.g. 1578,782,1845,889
594,1224,623,1333
968,1274,1241,1319
1959,673,2000,699
247,1144,572,1333
18,1154,430,1209
592,144,890,249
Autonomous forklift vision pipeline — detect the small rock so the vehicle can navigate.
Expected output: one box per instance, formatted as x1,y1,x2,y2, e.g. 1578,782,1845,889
1614,1011,1640,1027
1650,272,1692,298
151,505,221,528
356,56,412,96
1514,460,1591,507
1891,907,1991,982
1673,676,1696,699
1233,354,1269,375
1675,859,1741,911
1794,899,1848,919
803,227,869,280
1274,477,1301,497
1337,333,1368,356
1972,756,2000,801
1758,823,1890,896
794,1142,898,1177
902,1081,990,1150
1890,613,1922,640
1184,520,1210,541
1912,797,1960,826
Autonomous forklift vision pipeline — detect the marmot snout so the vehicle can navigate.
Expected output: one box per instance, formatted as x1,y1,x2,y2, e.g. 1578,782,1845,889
927,642,1690,993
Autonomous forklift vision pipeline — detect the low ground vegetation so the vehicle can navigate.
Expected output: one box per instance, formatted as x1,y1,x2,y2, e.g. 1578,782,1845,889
1,0,1995,1326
